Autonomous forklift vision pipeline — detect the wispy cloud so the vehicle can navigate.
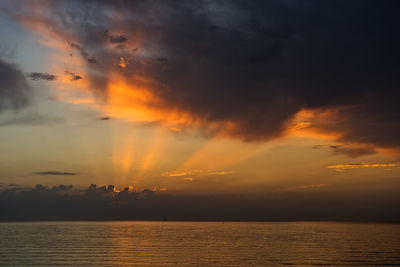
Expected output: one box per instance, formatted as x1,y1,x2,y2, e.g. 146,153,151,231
0,114,63,126
33,171,78,176
65,71,82,81
313,144,377,158
98,116,110,121
166,170,232,177
328,163,396,171
280,184,328,191
292,122,312,130
69,43,98,64
26,72,57,81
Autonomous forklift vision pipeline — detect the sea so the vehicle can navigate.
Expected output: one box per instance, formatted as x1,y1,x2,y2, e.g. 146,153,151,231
0,221,399,266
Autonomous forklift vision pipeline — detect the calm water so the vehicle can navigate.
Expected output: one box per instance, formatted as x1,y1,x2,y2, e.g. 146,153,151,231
0,221,399,266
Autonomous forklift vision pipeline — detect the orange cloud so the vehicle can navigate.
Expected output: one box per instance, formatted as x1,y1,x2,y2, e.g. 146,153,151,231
118,57,128,68
293,122,312,130
328,163,396,171
165,170,232,177
287,108,344,140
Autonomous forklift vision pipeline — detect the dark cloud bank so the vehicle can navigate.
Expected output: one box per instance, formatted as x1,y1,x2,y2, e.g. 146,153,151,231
0,59,31,112
0,184,399,222
9,0,399,151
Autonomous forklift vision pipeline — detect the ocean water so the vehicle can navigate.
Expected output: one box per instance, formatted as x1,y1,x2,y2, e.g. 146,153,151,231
0,221,399,266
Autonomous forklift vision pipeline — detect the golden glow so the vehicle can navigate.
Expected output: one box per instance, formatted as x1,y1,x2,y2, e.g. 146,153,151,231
66,98,96,105
293,122,312,130
103,74,198,128
169,127,183,132
176,139,270,171
106,77,158,120
135,127,169,178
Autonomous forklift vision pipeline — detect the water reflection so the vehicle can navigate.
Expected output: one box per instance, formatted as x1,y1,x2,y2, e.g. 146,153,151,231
0,221,399,266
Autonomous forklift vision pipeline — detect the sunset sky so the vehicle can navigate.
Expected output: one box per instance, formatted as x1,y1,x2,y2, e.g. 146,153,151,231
0,0,399,205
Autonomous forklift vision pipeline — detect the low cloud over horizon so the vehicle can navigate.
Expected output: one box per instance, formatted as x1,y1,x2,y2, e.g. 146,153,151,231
0,183,399,222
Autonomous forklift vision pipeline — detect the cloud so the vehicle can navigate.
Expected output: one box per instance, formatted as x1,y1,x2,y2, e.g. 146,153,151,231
115,44,127,50
7,0,400,152
65,71,82,81
109,35,127,44
26,72,57,81
33,171,78,176
69,43,98,64
280,184,328,191
303,105,400,152
312,144,377,158
0,183,399,222
0,114,63,126
0,58,31,112
330,145,376,158
328,163,396,172
165,170,232,177
98,116,110,120
293,122,312,130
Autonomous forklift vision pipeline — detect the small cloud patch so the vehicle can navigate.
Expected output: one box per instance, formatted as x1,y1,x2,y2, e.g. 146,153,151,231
109,35,127,44
33,171,78,176
26,72,57,81
98,116,110,120
65,71,82,81
166,170,232,177
281,184,328,191
328,163,396,171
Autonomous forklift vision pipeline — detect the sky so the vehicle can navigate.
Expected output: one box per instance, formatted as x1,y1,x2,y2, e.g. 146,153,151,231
0,0,399,221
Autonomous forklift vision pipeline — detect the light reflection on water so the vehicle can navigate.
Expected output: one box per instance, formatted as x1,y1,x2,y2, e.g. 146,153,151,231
0,221,399,266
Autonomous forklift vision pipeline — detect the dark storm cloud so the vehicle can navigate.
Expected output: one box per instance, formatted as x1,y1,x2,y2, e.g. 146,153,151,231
8,1,400,149
33,171,78,176
0,59,31,111
309,102,400,150
26,72,57,81
0,184,399,222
